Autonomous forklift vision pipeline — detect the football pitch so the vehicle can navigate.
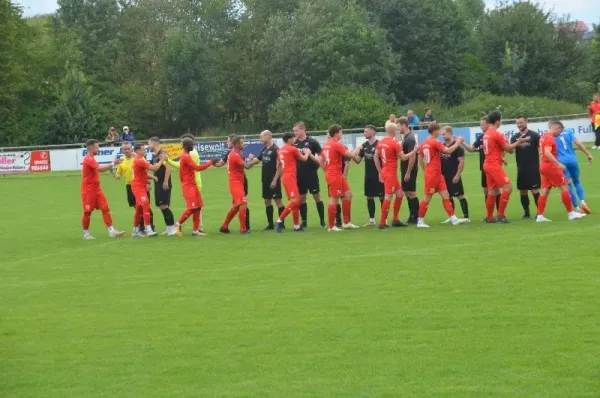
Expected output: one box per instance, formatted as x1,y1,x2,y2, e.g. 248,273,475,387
1,153,599,397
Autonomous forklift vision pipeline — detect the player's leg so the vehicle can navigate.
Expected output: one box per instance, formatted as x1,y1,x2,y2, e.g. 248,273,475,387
81,193,95,239
313,191,326,228
562,164,578,210
403,168,419,224
483,167,499,222
438,178,466,226
391,187,406,227
238,193,249,233
497,179,513,222
156,184,175,235
132,205,143,237
380,177,393,228
243,178,250,232
298,174,309,227
325,180,341,231
335,198,343,228
340,179,357,229
457,194,469,220
264,197,275,230
517,168,531,219
535,185,551,222
417,193,433,228
366,196,376,225
276,181,302,232
96,190,123,237
569,163,589,213
274,197,286,227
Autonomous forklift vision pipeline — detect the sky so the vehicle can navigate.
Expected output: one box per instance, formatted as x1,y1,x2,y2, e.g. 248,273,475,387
14,0,600,26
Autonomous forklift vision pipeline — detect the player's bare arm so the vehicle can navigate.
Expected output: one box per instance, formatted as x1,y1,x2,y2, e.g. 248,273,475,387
454,156,465,183
271,159,282,189
574,139,593,164
399,145,419,161
503,137,526,154
163,163,172,190
299,148,312,162
97,158,120,173
343,148,361,163
373,149,383,182
543,146,565,170
418,152,426,172
343,161,351,178
462,142,478,153
441,136,464,154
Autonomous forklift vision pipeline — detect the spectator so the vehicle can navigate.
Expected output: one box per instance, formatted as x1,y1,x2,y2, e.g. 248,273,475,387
120,126,135,143
105,126,119,144
420,108,436,126
388,114,397,124
406,110,419,126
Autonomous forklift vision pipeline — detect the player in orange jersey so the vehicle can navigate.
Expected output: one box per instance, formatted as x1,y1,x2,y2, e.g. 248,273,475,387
536,120,586,222
481,111,525,223
416,124,467,228
320,124,362,232
374,121,418,229
273,132,312,232
131,143,165,237
80,139,125,240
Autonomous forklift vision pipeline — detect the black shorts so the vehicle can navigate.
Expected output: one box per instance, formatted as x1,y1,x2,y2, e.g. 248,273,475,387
262,179,283,200
154,184,172,207
297,172,320,195
126,184,136,207
517,166,541,191
364,176,384,198
444,176,465,197
480,170,487,188
400,167,418,192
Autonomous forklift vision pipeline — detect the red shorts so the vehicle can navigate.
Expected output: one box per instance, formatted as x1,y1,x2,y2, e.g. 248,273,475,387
541,165,568,189
282,177,299,200
326,175,350,198
483,164,510,190
81,189,109,212
183,186,203,209
132,189,150,208
382,174,401,195
424,174,447,195
230,184,247,206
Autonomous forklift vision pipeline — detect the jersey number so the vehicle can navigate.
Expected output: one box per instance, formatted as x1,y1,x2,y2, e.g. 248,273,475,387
279,154,285,170
483,137,490,155
559,136,568,150
380,149,387,165
423,149,431,164
323,150,330,166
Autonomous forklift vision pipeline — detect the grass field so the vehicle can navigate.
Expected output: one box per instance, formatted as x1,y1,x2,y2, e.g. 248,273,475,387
1,153,599,397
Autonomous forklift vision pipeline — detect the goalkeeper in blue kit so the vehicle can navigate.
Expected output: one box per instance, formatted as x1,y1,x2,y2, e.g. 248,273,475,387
556,128,594,214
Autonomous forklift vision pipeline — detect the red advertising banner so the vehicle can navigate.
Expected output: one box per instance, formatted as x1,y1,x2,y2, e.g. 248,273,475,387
29,150,51,173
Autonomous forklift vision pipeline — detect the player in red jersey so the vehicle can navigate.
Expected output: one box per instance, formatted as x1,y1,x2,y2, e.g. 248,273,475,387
320,124,361,232
220,136,254,234
481,111,525,223
416,124,467,228
170,138,215,236
374,121,418,229
589,93,600,149
273,132,312,232
536,120,586,222
131,143,164,237
80,139,124,240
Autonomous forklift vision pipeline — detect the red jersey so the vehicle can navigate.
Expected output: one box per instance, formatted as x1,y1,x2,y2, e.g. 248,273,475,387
322,139,347,177
377,136,402,176
132,157,150,191
227,150,246,185
419,137,445,176
279,144,301,178
180,152,212,188
539,134,558,167
81,154,100,193
482,128,507,166
589,102,600,126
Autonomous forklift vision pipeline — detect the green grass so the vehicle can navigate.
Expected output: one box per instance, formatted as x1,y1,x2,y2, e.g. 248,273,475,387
1,153,600,397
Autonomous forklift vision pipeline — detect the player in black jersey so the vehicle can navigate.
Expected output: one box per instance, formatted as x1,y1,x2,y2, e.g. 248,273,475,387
215,135,251,231
440,126,469,222
463,116,500,213
510,116,541,219
148,137,175,235
352,124,384,226
293,122,326,228
398,118,419,224
249,130,285,230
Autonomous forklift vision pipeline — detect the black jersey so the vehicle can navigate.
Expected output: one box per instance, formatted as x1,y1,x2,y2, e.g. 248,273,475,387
294,137,322,174
151,149,171,187
258,143,278,180
221,149,231,163
441,140,465,177
400,132,417,172
510,130,540,169
472,132,485,170
358,139,379,179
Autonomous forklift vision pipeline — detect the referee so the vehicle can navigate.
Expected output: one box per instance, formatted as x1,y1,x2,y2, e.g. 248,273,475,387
398,118,419,224
114,141,154,233
510,116,540,219
353,124,384,226
148,137,176,234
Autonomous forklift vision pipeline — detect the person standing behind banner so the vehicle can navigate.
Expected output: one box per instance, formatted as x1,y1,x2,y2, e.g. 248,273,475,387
588,93,600,150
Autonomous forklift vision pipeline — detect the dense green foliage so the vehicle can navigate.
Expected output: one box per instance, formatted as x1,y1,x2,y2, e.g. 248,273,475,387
0,0,599,145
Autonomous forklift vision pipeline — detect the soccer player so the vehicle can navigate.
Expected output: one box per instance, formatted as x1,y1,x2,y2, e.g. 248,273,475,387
274,132,312,232
556,123,593,214
374,121,418,229
589,93,600,150
220,136,254,234
172,138,214,236
440,126,469,222
167,133,206,232
536,121,586,222
352,124,384,226
481,111,525,223
416,124,468,228
398,117,420,224
130,143,165,237
510,116,541,219
334,158,351,228
248,130,286,230
320,124,361,231
148,137,176,235
81,140,125,240
293,122,326,228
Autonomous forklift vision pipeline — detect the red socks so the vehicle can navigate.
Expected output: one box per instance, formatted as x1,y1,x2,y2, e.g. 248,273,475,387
485,195,496,219
222,207,239,228
292,202,300,226
418,200,429,218
134,206,142,227
192,211,200,231
101,210,112,228
537,195,548,216
239,207,247,232
442,199,455,217
561,191,574,213
380,199,391,225
342,199,351,224
393,197,402,221
328,204,337,229
82,212,91,230
498,190,511,217
178,209,193,225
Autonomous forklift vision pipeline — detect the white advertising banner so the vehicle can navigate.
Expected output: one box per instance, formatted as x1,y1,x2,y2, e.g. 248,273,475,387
0,152,31,174
469,117,594,142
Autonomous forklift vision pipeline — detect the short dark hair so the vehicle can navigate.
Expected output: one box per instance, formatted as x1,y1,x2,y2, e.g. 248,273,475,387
424,107,431,112
396,117,409,127
182,138,195,152
180,133,194,140
294,121,306,129
86,139,99,148
515,115,527,121
282,132,295,143
487,111,502,125
428,123,440,134
364,124,377,132
231,136,243,146
549,119,564,128
133,143,144,151
328,124,342,137
149,136,161,144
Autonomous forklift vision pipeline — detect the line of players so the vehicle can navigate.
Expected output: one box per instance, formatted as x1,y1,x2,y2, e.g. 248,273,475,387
79,113,593,239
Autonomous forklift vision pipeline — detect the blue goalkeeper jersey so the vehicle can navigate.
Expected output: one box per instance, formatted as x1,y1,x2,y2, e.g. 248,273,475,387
556,130,578,165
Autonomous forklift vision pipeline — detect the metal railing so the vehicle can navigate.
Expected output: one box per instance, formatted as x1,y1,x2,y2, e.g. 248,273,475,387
0,113,589,152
